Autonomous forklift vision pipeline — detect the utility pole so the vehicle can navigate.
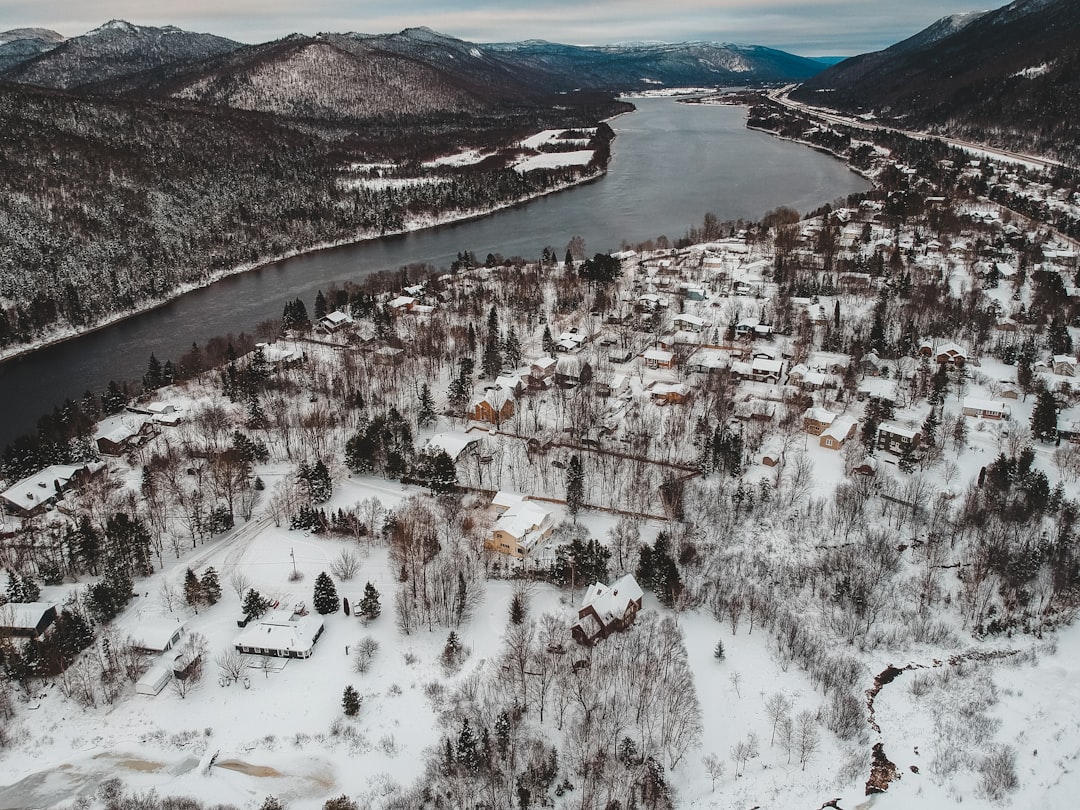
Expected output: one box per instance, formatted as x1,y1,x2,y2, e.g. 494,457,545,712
290,547,297,579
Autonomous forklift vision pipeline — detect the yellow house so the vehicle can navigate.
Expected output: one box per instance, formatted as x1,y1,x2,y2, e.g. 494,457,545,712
484,498,555,559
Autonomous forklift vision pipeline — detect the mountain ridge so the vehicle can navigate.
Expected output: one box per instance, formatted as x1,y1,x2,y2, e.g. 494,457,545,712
790,0,1080,164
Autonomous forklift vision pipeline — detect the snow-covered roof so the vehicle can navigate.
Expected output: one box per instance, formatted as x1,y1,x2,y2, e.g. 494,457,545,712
0,601,56,631
673,313,705,326
495,500,553,543
388,295,416,309
425,431,482,460
491,491,527,512
651,382,689,397
580,574,643,626
879,422,918,439
235,611,324,656
1,464,89,512
964,397,1007,414
804,407,835,425
752,358,783,374
130,619,187,652
643,348,673,363
822,416,857,442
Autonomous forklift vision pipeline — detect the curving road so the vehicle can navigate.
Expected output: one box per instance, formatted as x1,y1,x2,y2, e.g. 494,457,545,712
767,85,1063,171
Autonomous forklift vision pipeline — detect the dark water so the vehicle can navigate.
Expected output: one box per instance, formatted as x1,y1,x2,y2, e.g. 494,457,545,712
0,98,868,448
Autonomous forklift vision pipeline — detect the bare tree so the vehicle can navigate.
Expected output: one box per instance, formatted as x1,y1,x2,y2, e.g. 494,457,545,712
330,548,362,581
216,649,246,684
764,692,792,745
158,580,182,613
702,752,725,791
229,571,252,601
796,710,820,771
353,636,380,674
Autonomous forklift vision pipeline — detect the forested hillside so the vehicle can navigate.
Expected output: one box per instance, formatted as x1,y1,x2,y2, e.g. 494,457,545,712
0,83,622,352
792,0,1080,165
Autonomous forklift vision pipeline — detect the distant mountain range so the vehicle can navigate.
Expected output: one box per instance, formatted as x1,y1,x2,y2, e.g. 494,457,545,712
0,21,825,120
791,0,1080,164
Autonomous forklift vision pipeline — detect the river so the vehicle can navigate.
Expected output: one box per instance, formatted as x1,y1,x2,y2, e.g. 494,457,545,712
0,97,868,449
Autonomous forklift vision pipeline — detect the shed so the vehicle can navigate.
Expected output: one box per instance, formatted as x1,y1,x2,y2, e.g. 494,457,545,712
135,658,176,696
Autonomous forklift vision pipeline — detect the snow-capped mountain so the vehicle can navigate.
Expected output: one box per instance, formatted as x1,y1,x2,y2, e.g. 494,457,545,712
0,27,64,72
1,19,242,90
791,0,1080,162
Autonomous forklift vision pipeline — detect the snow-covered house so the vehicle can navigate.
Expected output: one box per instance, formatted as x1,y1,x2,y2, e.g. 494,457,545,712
234,610,325,659
529,356,557,388
135,657,176,696
650,382,690,405
595,373,628,398
130,620,188,654
571,574,644,646
643,348,674,370
750,358,784,384
318,310,352,333
469,388,515,424
877,423,921,456
0,602,57,639
485,499,555,560
803,407,836,436
425,431,483,461
0,463,100,518
962,397,1009,420
672,313,705,333
1053,355,1077,377
819,416,857,451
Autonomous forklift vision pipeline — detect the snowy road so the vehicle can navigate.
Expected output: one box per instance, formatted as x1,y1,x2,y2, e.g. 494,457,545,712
767,86,1063,171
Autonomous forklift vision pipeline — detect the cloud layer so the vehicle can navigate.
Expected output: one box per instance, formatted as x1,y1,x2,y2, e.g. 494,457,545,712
0,0,997,55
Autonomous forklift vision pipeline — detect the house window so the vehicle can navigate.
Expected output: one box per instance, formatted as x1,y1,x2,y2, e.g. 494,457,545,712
825,439,833,447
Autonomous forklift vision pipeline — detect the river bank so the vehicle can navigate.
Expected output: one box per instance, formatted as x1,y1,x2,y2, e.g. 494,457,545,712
0,166,608,367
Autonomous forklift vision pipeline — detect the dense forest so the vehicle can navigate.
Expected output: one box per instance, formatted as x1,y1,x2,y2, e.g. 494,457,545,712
0,83,624,353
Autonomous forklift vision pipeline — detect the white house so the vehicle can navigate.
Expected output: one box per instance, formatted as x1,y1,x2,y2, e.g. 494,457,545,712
234,610,325,659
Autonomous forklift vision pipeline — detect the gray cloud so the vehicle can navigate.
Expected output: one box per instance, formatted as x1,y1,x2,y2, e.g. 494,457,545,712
0,0,997,55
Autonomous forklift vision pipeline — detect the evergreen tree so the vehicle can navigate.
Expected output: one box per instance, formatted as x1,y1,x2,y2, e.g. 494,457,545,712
75,514,102,575
565,455,584,519
143,353,164,391
509,592,526,625
201,567,222,605
313,571,340,615
314,289,327,320
299,460,333,504
503,325,522,368
457,717,480,773
342,684,361,717
102,380,128,415
482,306,503,378
1048,318,1073,355
183,568,203,610
542,325,555,356
359,581,381,621
1032,390,1059,442
417,383,436,428
5,570,41,603
714,640,725,661
242,588,271,621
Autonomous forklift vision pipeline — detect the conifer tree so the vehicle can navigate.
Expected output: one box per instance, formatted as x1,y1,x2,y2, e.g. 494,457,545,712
242,588,270,621
359,581,381,621
417,383,436,428
565,455,584,519
313,571,340,615
201,567,222,605
342,684,361,717
183,568,202,610
1032,390,1059,442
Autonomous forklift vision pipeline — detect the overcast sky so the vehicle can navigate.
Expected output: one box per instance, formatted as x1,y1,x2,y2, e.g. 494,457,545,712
2,0,997,56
